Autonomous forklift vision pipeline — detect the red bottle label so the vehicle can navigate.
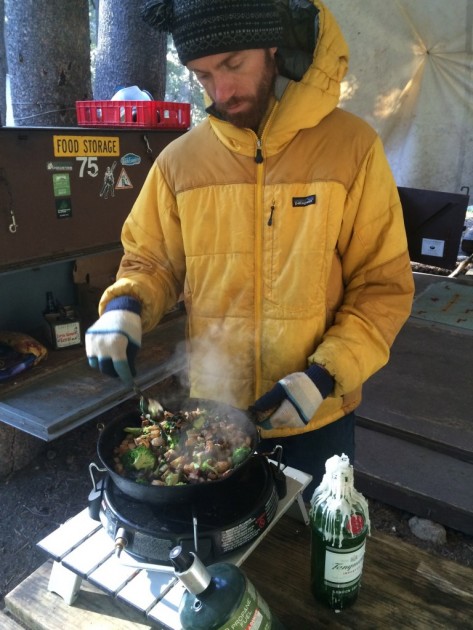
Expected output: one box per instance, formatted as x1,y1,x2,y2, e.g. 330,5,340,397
346,514,364,535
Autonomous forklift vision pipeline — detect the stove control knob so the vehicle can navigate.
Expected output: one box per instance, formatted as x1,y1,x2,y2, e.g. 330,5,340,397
114,527,129,557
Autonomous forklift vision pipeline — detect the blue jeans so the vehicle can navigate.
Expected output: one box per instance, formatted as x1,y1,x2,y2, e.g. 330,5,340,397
257,412,356,502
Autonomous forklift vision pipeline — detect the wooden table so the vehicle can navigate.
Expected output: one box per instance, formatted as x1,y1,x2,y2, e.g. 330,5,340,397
244,517,473,629
5,513,473,630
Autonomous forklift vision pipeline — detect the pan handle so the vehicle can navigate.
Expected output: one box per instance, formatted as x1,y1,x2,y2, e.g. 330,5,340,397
88,462,108,522
89,461,107,492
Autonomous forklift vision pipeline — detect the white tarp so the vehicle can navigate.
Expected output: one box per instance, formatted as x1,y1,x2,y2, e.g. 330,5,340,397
326,0,473,197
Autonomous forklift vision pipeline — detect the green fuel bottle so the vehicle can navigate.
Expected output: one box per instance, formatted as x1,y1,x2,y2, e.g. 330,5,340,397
169,546,285,630
309,453,370,612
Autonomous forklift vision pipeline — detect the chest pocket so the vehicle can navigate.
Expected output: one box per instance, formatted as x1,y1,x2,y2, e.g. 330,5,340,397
263,187,331,315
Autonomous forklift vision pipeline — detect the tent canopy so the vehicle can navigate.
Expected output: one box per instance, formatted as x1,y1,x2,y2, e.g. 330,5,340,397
327,0,472,198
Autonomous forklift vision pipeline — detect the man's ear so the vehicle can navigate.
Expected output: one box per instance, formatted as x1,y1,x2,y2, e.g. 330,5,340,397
203,91,212,108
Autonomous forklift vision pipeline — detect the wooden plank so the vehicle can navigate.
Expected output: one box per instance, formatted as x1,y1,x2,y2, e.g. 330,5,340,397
358,318,473,454
5,561,157,630
242,516,473,629
355,426,473,535
358,274,473,462
0,610,27,630
355,273,473,536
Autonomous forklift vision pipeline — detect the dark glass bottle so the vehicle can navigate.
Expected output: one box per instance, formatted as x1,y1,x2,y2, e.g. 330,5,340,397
44,291,57,315
309,454,370,612
170,546,285,630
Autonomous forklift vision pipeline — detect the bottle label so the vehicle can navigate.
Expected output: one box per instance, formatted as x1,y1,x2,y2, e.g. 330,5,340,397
220,576,272,630
53,320,82,348
324,540,366,585
346,514,365,535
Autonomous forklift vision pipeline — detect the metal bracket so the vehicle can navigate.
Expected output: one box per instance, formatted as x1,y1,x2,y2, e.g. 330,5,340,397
47,561,82,605
0,168,18,233
296,492,310,525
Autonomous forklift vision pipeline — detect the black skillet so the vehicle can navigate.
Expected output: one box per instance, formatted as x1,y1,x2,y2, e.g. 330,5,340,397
96,398,260,504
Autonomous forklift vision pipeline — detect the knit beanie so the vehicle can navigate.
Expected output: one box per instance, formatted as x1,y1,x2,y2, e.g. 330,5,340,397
141,0,285,65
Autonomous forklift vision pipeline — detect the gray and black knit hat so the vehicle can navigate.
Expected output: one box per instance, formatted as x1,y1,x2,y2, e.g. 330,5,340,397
141,0,284,65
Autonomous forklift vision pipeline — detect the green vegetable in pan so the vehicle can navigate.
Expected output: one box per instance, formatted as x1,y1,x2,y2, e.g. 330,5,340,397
232,446,251,466
113,408,254,486
120,444,156,471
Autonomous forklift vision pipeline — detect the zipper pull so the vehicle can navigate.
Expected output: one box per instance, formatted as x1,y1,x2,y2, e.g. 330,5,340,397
268,201,275,226
255,139,263,164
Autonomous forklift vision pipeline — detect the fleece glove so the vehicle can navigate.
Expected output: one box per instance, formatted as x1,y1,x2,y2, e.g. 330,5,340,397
252,364,334,430
85,296,142,384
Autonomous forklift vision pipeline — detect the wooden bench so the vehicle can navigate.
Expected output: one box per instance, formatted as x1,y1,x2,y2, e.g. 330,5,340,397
356,273,473,535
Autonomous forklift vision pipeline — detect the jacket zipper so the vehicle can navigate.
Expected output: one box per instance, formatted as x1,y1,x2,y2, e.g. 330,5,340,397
253,102,279,398
268,200,275,226
254,137,264,399
255,139,264,164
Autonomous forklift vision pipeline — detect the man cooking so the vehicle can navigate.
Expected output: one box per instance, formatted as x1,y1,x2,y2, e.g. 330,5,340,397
85,0,414,499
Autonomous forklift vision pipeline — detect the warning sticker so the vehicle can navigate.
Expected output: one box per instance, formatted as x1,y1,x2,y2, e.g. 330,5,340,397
115,167,133,190
53,135,120,157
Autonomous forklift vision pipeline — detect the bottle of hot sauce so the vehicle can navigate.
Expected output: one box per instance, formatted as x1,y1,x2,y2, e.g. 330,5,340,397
309,453,370,612
170,545,285,629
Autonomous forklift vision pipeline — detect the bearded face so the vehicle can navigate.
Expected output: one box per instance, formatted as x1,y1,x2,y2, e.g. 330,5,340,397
188,48,279,133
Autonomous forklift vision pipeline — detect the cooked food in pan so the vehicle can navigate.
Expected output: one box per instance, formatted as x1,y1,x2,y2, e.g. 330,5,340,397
113,408,253,486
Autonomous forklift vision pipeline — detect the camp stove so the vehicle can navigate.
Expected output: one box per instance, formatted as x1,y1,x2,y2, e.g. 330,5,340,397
88,454,286,569
37,461,310,626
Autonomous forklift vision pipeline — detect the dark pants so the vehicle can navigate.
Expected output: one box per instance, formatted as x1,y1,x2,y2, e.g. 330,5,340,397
257,412,356,502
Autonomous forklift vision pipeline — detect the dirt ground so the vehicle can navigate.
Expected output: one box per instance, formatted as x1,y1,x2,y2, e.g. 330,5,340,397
1,395,472,613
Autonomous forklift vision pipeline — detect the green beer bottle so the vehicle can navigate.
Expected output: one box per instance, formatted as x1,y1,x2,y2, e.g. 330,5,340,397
170,546,285,630
309,454,370,612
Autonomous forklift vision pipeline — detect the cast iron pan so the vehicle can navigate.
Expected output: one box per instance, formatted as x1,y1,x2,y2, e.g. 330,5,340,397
96,398,260,504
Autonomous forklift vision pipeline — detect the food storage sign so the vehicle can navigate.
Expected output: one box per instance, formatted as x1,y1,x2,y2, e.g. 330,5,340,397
53,135,120,157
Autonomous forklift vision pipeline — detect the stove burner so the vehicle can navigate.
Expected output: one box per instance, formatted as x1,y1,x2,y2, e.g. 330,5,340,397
95,455,279,566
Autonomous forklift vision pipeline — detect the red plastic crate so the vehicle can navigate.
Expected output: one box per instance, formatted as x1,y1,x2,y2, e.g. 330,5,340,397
76,100,191,129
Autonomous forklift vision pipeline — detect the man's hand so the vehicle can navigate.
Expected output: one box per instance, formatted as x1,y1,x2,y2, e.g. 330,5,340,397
85,296,142,384
251,364,334,430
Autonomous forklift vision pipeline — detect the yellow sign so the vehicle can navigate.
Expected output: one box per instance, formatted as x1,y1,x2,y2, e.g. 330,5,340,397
53,135,120,157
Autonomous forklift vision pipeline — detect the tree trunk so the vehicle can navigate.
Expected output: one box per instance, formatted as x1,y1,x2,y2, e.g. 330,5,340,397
5,0,92,127
93,0,167,101
0,0,7,125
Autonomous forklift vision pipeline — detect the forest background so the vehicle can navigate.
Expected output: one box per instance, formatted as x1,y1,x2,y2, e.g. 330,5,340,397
0,0,206,128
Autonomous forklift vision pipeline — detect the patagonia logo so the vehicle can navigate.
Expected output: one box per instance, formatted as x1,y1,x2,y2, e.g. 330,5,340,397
292,195,316,207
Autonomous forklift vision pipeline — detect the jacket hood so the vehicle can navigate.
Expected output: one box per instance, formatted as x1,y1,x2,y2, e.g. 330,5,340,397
208,0,349,157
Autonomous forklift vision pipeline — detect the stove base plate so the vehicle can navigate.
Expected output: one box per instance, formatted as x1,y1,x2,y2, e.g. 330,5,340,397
98,455,279,565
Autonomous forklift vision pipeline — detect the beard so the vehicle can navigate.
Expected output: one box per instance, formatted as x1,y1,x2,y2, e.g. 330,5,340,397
214,50,278,133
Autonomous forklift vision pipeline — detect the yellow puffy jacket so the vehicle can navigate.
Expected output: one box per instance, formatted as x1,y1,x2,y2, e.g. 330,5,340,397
100,0,414,438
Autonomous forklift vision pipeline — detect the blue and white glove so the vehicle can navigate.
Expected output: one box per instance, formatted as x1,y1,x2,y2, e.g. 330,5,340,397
251,364,334,430
85,296,142,384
